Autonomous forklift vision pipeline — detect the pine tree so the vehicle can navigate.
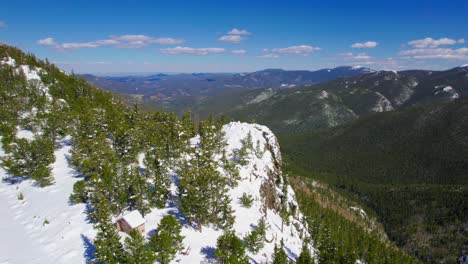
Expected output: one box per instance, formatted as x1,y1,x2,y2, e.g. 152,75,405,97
69,180,87,204
178,118,234,229
254,139,265,159
93,196,126,264
235,131,254,166
124,230,156,264
221,149,240,187
296,244,313,264
2,136,55,187
181,111,195,140
149,215,184,264
215,230,249,264
317,226,336,263
127,166,150,215
245,217,266,253
144,148,170,208
272,240,289,264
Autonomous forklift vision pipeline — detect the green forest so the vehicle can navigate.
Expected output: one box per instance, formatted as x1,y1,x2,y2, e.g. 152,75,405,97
280,101,468,262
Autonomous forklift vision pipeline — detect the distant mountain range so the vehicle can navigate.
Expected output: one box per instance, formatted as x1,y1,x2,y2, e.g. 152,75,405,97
173,66,467,133
83,66,467,133
81,66,373,98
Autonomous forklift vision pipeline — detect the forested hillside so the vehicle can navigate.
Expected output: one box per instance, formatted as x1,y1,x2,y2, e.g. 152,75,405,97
280,100,468,262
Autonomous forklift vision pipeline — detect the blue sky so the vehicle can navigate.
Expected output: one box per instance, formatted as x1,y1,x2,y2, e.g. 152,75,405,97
1,0,467,74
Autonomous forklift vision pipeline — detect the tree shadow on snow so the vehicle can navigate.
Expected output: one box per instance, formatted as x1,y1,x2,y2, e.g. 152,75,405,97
81,234,96,264
284,245,298,260
200,246,217,261
1,175,29,185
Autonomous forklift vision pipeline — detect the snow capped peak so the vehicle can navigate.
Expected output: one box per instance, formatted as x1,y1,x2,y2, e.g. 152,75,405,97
352,65,363,69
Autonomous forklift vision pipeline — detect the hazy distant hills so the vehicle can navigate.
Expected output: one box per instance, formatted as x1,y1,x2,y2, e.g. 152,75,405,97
81,66,373,98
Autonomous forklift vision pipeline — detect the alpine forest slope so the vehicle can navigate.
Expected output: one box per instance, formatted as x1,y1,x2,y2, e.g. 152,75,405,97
280,99,468,263
191,66,468,134
0,44,418,263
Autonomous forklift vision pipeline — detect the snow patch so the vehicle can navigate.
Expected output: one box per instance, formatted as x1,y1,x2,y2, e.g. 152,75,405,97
372,92,394,112
16,129,35,141
247,89,275,104
350,206,367,219
1,57,16,66
318,90,329,99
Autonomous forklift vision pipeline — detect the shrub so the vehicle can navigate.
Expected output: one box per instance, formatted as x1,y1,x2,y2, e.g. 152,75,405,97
240,193,254,208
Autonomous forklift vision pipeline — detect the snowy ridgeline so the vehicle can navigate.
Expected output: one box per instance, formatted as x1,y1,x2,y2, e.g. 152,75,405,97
0,122,313,263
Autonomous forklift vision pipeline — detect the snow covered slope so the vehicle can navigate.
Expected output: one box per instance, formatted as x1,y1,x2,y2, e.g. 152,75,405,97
0,122,312,263
0,137,96,264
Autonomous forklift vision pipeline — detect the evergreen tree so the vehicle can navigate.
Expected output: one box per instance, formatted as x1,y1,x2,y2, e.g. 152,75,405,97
181,111,195,140
317,226,336,263
144,148,170,208
221,149,240,187
124,230,156,264
254,139,265,159
93,196,126,264
149,215,184,264
272,240,289,264
296,244,313,264
178,118,234,229
235,131,254,166
2,136,55,187
69,180,87,204
245,218,266,253
127,166,150,215
215,230,249,264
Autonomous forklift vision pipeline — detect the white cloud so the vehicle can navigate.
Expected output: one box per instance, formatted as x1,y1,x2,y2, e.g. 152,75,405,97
339,52,372,60
271,45,321,55
408,37,465,48
228,28,251,35
0,21,6,27
351,41,378,48
61,42,100,49
256,54,280,59
160,46,227,55
231,49,247,54
352,53,372,60
37,37,56,46
37,35,185,50
399,47,468,60
218,35,244,44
